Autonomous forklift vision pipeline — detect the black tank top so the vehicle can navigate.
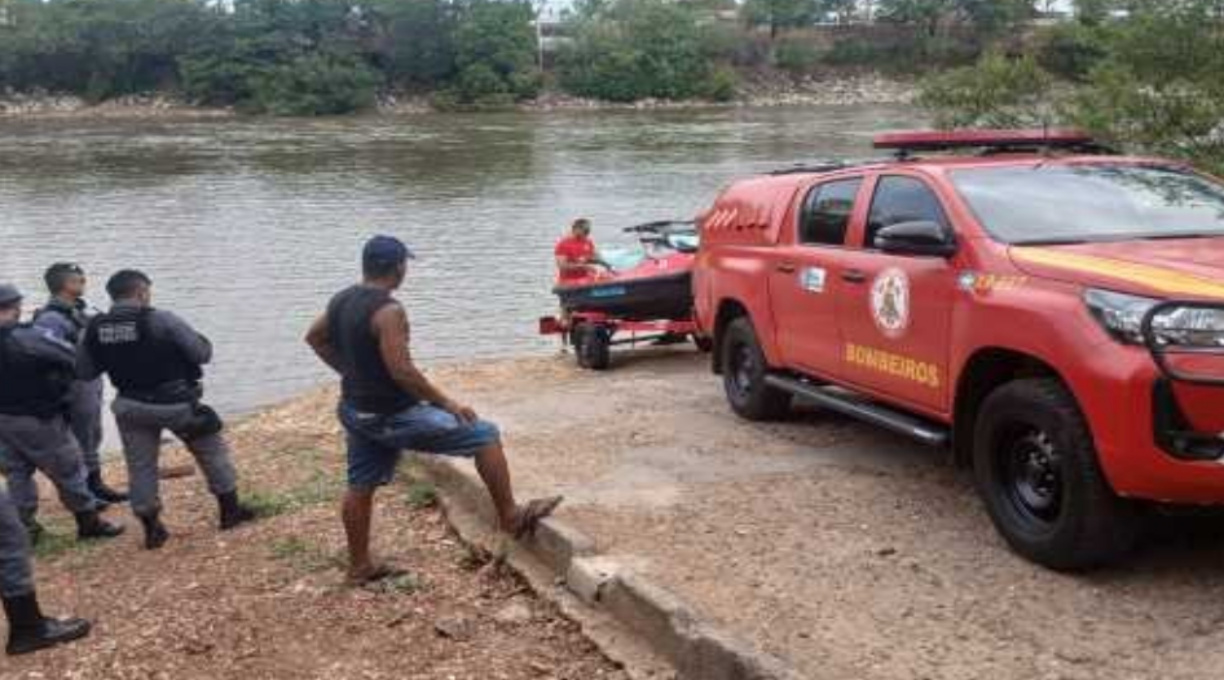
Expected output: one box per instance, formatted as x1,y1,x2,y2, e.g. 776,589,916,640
327,285,418,414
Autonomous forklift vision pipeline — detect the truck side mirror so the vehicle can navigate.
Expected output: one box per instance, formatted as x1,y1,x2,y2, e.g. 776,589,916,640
874,220,958,258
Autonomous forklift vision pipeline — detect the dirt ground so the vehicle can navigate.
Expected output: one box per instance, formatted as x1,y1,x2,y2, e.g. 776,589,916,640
429,350,1224,680
10,350,1224,680
1,388,621,680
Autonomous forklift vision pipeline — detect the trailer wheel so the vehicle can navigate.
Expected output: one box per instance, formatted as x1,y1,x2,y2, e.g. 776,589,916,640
721,317,789,420
575,324,611,371
973,378,1139,571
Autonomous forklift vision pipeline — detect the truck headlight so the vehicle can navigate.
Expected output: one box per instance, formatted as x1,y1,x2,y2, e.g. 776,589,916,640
1085,289,1224,347
1084,289,1158,344
1147,305,1224,348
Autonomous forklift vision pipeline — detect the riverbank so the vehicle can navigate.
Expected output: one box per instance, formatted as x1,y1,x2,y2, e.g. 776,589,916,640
15,352,1224,679
0,74,915,120
2,372,625,680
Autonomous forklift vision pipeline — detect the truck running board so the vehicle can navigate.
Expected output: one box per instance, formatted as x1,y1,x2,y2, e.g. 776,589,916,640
764,374,951,447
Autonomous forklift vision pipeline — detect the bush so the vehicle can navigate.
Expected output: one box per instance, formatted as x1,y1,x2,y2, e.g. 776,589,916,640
558,0,729,102
451,0,540,103
704,65,739,101
251,51,380,116
917,52,1056,128
774,39,821,74
1035,22,1105,82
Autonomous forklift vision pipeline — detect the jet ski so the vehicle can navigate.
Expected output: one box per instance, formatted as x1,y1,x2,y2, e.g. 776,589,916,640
553,220,698,321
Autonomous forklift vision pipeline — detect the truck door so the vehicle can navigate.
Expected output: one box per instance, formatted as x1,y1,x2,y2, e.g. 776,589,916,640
835,174,957,413
768,177,865,378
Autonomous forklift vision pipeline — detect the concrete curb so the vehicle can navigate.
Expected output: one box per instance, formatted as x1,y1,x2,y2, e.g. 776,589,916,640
416,456,805,680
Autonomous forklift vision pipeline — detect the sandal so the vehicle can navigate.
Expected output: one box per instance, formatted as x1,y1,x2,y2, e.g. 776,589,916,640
512,496,564,539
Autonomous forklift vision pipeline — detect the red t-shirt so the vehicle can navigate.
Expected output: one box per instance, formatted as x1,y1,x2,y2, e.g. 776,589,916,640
555,235,595,282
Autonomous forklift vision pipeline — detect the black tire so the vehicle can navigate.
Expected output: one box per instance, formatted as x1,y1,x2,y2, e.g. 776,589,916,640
574,323,611,371
973,378,1138,571
720,317,790,420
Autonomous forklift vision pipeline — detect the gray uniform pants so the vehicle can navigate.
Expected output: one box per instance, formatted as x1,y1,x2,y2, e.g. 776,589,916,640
0,485,34,598
112,397,238,518
0,380,106,516
66,378,105,474
0,414,98,518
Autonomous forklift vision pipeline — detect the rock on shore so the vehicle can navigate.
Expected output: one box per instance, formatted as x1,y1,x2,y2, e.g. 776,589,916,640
2,73,915,120
0,90,233,119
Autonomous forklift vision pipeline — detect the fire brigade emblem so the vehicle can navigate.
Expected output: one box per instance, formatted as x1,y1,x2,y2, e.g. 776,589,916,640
870,268,910,338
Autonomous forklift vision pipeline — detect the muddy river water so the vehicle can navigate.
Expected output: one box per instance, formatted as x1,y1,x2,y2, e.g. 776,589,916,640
0,105,916,441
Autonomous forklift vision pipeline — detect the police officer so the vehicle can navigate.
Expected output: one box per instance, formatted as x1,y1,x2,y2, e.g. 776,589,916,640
1,484,91,655
0,284,124,543
33,263,128,504
78,270,256,550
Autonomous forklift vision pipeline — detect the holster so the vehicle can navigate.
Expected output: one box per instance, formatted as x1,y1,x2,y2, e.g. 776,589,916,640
172,403,224,443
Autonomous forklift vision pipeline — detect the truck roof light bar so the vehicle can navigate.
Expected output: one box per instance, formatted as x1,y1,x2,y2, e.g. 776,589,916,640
872,129,1115,158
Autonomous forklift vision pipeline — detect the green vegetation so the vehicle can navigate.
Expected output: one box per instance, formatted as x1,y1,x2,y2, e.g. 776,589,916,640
269,535,345,572
245,471,344,518
0,0,537,114
918,0,1224,173
557,0,736,102
404,479,439,509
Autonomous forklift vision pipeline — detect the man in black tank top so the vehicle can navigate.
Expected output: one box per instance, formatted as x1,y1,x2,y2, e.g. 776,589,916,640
306,235,562,585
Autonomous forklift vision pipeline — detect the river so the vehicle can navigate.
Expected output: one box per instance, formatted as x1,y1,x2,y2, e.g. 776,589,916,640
0,105,917,448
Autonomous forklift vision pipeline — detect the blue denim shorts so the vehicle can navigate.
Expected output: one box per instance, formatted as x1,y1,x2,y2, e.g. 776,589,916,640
338,400,500,489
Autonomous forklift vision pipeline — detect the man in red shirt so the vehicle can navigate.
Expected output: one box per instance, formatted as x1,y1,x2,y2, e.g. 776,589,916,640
554,219,599,282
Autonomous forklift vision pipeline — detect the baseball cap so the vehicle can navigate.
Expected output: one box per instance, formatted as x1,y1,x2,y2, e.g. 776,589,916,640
362,235,415,268
0,283,23,307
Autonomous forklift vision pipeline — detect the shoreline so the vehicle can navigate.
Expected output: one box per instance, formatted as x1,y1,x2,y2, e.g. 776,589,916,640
0,74,916,121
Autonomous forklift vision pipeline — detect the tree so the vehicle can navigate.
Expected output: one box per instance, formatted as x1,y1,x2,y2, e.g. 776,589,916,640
743,0,818,38
447,0,539,104
558,0,733,101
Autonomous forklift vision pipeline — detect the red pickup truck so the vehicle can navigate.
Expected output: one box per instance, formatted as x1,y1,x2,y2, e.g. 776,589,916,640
692,130,1224,570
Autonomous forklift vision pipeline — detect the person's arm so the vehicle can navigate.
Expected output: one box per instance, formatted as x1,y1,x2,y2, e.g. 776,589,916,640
16,328,76,369
31,309,72,343
76,333,102,380
304,312,343,374
372,302,476,423
155,310,213,365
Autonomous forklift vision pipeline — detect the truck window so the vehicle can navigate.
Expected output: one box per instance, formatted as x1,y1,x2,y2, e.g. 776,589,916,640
799,178,862,246
865,176,950,248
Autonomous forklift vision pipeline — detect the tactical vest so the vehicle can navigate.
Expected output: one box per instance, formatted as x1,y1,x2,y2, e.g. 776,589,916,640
327,285,418,414
0,325,72,418
34,299,88,345
84,307,202,399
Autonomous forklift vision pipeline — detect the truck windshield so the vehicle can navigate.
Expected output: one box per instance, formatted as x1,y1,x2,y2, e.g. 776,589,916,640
949,164,1224,244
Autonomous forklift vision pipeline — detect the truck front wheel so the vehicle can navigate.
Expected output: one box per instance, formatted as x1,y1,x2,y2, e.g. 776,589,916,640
973,378,1138,571
721,317,790,420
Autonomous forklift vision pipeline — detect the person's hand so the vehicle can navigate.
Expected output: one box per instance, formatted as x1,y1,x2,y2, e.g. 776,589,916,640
443,399,478,424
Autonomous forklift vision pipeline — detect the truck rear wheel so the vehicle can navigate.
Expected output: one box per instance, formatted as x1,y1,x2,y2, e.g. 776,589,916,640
973,378,1138,571
721,317,790,420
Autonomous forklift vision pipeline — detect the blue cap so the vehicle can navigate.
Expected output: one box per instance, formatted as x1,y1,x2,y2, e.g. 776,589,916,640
0,283,21,306
362,235,414,268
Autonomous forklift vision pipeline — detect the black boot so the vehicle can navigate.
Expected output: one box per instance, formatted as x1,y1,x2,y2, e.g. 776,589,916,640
17,510,44,547
3,593,91,656
138,513,169,550
217,491,256,530
73,510,124,541
87,470,129,504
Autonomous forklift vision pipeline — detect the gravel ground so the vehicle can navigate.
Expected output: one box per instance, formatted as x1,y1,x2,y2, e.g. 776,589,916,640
1,387,620,680
431,350,1224,680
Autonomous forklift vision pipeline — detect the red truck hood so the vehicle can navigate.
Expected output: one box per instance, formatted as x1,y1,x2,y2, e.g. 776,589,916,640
1009,238,1224,301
